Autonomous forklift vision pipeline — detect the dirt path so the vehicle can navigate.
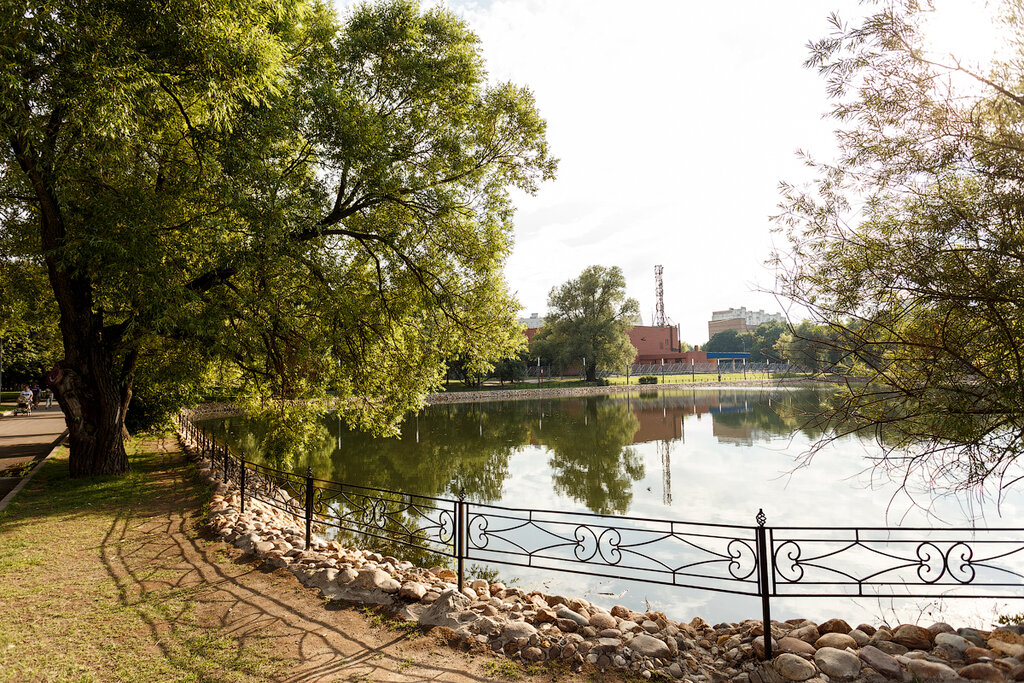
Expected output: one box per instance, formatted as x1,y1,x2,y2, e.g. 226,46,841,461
0,408,67,501
0,436,619,682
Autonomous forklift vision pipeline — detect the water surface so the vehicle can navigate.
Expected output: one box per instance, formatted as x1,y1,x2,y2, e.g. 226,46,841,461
199,389,1024,626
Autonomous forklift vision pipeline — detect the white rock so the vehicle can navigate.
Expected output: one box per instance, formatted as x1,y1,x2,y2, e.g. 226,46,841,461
813,647,861,680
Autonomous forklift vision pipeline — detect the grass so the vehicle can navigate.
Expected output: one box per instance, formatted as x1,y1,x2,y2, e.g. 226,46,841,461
0,461,35,478
440,371,809,393
0,440,287,682
357,605,424,640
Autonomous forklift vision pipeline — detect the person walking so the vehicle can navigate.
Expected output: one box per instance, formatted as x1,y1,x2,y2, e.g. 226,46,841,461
31,383,40,407
43,387,53,409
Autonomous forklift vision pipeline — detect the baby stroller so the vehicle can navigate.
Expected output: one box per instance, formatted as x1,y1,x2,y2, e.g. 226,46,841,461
14,394,32,416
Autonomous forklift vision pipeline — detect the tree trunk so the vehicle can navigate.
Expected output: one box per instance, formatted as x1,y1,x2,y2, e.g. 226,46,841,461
586,366,597,382
49,349,130,478
12,129,134,477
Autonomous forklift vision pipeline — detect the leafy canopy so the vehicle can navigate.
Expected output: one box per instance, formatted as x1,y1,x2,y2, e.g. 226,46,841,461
773,0,1024,496
531,265,639,381
1,0,555,447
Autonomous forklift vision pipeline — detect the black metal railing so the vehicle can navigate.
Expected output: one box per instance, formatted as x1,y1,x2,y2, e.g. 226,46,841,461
177,414,1024,660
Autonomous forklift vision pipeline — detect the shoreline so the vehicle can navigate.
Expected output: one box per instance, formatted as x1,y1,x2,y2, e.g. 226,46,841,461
178,423,1024,682
424,377,832,405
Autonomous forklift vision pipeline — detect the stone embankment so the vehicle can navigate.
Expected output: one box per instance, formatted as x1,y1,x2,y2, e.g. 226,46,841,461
178,427,1024,682
423,379,813,406
187,377,821,419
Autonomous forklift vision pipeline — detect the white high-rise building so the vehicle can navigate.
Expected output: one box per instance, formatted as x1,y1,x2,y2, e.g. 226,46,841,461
708,307,786,339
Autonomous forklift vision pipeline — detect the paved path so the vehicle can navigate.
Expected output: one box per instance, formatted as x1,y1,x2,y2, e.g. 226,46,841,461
0,407,67,501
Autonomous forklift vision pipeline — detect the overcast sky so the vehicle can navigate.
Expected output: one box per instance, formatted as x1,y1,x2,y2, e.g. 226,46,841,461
336,0,1000,344
443,0,869,343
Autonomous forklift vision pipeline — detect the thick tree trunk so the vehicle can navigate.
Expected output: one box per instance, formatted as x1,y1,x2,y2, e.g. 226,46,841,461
586,367,597,382
12,129,134,477
49,357,130,477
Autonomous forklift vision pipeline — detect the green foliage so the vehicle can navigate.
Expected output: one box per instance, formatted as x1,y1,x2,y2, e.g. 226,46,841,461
704,321,787,364
543,396,643,514
638,375,658,384
0,261,62,388
491,356,527,385
1,0,555,471
773,0,1024,494
530,265,639,382
773,321,849,373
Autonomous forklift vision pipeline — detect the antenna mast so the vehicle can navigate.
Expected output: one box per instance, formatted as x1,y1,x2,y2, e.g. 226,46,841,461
654,265,667,327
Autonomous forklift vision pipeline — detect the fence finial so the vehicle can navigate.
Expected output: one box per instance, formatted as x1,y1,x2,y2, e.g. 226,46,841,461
458,486,466,502
756,509,766,527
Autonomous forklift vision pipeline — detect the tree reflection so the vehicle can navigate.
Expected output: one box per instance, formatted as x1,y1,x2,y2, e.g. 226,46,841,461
539,396,644,514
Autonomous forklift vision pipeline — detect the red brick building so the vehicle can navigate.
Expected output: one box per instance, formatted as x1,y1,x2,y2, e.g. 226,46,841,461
524,324,713,367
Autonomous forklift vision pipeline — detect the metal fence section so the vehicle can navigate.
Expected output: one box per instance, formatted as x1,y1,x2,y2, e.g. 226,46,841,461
178,413,1024,660
767,525,1024,599
464,504,761,597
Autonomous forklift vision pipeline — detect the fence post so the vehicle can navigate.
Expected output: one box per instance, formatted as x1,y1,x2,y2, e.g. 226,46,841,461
457,487,466,592
304,467,314,550
222,441,229,483
239,455,246,514
756,509,773,660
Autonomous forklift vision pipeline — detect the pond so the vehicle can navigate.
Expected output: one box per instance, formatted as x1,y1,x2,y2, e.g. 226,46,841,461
197,388,1024,627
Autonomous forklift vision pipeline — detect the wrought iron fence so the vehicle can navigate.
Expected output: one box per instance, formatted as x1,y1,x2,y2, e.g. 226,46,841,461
177,414,1024,660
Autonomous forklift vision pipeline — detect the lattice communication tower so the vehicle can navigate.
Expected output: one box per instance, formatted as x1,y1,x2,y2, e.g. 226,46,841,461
654,265,667,327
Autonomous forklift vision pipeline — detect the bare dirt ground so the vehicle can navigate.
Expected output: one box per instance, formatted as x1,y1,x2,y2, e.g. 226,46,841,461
0,436,628,682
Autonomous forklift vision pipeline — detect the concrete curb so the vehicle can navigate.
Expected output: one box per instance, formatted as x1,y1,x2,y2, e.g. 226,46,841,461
0,429,69,513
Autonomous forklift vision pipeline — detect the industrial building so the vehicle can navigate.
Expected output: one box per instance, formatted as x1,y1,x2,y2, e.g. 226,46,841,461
707,307,786,339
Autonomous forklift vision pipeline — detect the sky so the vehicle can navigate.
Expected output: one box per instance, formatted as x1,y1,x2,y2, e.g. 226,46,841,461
450,0,855,344
335,0,1003,344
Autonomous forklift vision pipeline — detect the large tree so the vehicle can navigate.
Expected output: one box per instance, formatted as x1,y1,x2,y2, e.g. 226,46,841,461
773,1,1024,496
531,265,639,382
1,0,555,476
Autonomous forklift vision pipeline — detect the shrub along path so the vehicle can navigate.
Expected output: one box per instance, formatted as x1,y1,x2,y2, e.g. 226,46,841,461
0,436,628,682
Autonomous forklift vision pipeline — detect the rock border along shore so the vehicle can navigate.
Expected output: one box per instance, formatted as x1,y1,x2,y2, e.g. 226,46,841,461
178,425,1024,683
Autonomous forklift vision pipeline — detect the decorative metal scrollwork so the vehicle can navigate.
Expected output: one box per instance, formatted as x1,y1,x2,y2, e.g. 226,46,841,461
774,540,804,582
469,514,491,549
597,528,623,565
944,542,975,584
916,542,945,584
727,539,757,580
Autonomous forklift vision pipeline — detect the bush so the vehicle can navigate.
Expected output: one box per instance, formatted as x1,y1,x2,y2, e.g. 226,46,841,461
638,375,658,384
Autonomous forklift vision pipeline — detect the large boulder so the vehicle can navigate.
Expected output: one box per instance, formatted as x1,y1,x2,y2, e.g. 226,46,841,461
813,647,861,680
815,632,858,650
893,624,934,650
858,645,903,680
774,653,818,681
778,637,817,658
629,634,672,659
907,659,960,681
957,663,1008,682
818,619,852,635
417,589,473,629
501,620,537,640
934,632,971,657
789,625,821,644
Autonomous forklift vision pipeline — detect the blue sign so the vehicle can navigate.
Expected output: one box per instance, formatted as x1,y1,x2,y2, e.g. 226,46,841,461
705,352,750,359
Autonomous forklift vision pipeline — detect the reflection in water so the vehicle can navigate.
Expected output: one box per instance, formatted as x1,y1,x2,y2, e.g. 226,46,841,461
201,389,830,515
541,397,643,515
197,388,1024,627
